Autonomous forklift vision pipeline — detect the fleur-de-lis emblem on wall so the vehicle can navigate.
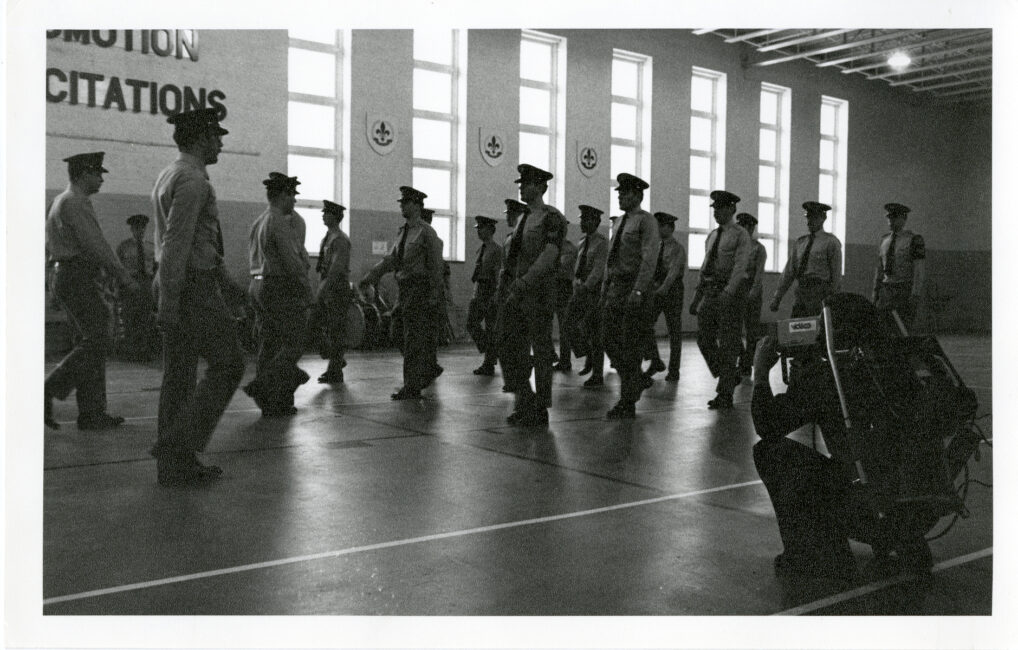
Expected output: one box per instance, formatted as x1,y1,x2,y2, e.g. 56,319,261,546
485,135,503,158
580,147,597,170
479,128,507,167
368,115,397,155
373,121,393,146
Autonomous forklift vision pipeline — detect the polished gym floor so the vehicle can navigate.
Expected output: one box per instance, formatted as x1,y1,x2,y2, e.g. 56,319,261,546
41,335,993,616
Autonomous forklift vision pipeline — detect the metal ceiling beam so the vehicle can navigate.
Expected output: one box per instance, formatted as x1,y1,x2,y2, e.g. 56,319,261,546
888,64,993,87
935,84,993,97
755,29,857,52
914,75,992,91
939,91,992,103
814,29,986,67
867,52,992,79
692,28,716,36
755,29,924,67
844,34,991,74
724,28,786,43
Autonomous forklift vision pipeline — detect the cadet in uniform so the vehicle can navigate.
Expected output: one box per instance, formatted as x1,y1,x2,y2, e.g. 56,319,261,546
736,212,767,376
496,164,567,426
360,186,445,400
45,152,137,430
496,199,529,392
691,190,751,410
467,215,503,376
566,205,609,388
553,223,579,372
420,207,449,374
152,108,245,486
601,173,660,419
642,211,686,383
115,213,159,361
315,200,352,383
770,202,842,317
243,173,312,416
872,203,925,331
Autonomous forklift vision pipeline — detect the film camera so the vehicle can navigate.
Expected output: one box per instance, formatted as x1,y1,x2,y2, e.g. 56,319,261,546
765,315,823,384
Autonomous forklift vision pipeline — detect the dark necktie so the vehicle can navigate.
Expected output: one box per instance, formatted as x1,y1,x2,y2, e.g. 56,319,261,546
471,243,485,283
317,234,328,275
796,233,815,278
607,214,629,268
507,209,530,267
654,240,666,282
576,236,590,280
702,228,722,276
885,232,897,277
135,239,147,276
395,226,408,270
215,221,225,260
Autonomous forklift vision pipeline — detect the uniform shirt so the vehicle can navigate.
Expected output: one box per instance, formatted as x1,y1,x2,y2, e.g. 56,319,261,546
116,238,156,277
502,203,568,308
471,239,504,298
574,230,609,291
249,207,311,282
606,208,660,293
152,152,224,317
773,230,842,302
702,220,751,295
558,239,578,283
653,236,687,294
46,185,126,275
746,240,768,300
318,228,351,282
873,229,926,296
365,219,444,301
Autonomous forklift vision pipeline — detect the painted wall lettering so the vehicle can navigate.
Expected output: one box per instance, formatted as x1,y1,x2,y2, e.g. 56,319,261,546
47,67,227,119
46,30,199,62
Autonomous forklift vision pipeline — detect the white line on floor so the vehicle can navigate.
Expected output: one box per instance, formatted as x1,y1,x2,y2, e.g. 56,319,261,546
773,547,993,616
42,479,763,606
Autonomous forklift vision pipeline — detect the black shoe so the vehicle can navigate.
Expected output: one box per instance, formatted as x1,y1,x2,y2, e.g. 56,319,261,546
190,454,224,476
261,405,298,417
473,364,495,376
707,395,734,410
646,358,666,376
640,373,654,390
77,413,126,430
391,387,422,400
508,407,548,426
665,371,680,382
605,402,636,420
157,457,220,487
318,370,344,383
502,384,513,392
553,362,572,373
243,381,269,409
433,365,444,378
582,376,604,388
577,364,592,376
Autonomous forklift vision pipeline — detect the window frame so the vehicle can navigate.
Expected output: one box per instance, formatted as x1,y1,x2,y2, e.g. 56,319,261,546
519,29,567,210
758,82,791,271
610,48,653,210
819,95,849,272
687,66,727,270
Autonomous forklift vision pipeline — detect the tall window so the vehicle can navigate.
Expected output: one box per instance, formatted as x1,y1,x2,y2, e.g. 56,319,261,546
610,49,653,210
819,96,849,271
287,29,352,251
519,30,567,209
687,66,727,268
413,29,468,261
758,82,791,271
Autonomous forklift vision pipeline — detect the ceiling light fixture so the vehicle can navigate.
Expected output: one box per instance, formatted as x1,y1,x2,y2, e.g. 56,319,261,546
887,51,912,69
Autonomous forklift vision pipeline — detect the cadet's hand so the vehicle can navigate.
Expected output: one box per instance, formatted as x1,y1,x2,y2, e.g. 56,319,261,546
626,291,643,310
752,335,780,383
769,298,780,312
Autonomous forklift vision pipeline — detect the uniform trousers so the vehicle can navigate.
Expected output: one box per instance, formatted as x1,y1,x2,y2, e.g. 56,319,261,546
565,287,604,376
643,286,684,375
399,277,441,392
696,288,744,398
602,284,652,404
153,269,245,460
466,286,498,368
875,282,915,332
45,259,112,417
738,293,763,373
118,271,159,358
791,277,833,318
554,279,573,362
497,299,554,408
250,276,310,408
320,282,352,374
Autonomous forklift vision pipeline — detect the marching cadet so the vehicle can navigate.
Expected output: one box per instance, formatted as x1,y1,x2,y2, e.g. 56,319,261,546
243,173,312,417
736,212,767,376
872,203,925,331
359,186,444,400
567,205,609,388
420,206,449,375
467,215,503,376
115,213,159,361
642,211,686,383
151,108,245,486
601,173,660,420
496,164,567,426
690,190,751,410
553,222,579,372
495,199,529,393
769,201,842,317
44,151,138,431
315,200,351,384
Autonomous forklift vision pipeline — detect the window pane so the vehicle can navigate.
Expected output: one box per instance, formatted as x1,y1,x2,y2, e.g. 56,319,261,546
520,38,552,83
818,173,834,206
414,29,453,65
289,48,336,97
611,102,637,140
413,69,452,113
690,115,713,152
759,127,776,162
756,201,776,236
431,215,452,258
519,86,551,128
296,206,328,252
819,139,835,170
288,154,335,200
689,155,712,191
691,75,714,113
519,132,550,170
612,58,639,98
413,167,452,211
288,101,335,149
760,237,775,271
688,232,708,268
688,194,710,231
289,28,336,44
820,103,836,136
611,144,636,181
758,165,776,199
760,90,778,125
413,117,452,162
